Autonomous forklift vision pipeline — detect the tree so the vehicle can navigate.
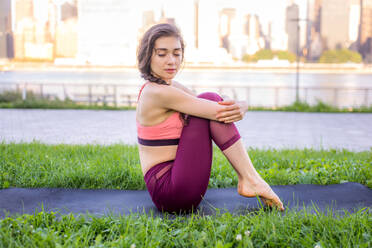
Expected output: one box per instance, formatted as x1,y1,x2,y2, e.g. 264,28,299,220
319,49,362,63
276,51,296,63
242,49,274,62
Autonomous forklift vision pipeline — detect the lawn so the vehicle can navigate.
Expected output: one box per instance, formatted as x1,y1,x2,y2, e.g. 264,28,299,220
0,143,371,247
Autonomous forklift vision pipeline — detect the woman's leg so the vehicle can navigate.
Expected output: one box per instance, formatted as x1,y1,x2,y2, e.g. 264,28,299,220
151,92,283,212
223,140,284,210
192,93,283,210
155,92,241,212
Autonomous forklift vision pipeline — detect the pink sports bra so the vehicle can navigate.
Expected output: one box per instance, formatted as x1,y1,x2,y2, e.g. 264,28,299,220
136,82,183,146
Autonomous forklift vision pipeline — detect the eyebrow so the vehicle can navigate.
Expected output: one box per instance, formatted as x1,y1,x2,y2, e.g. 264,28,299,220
154,48,182,52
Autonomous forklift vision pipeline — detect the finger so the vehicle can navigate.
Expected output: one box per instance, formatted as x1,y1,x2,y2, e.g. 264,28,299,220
216,105,239,114
222,116,242,123
219,112,243,122
217,107,241,117
216,109,240,118
224,118,241,123
218,100,235,105
218,115,239,122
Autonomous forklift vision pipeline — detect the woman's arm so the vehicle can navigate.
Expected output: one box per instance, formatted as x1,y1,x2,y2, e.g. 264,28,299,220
172,81,249,123
152,84,226,121
172,81,197,96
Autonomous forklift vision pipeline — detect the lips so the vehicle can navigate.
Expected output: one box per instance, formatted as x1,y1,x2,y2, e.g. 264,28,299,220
165,69,176,73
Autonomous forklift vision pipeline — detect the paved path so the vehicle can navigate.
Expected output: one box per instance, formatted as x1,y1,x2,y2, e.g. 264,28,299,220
1,109,372,151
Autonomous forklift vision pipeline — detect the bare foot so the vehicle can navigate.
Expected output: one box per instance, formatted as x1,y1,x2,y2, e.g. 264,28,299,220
238,178,284,211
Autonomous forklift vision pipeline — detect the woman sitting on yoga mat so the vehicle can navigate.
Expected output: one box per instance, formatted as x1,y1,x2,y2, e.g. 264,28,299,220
136,23,284,213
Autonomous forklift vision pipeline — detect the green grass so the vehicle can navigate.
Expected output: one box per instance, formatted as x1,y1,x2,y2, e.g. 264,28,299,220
0,143,371,247
0,91,134,110
0,208,371,247
249,100,372,113
1,143,371,190
1,90,372,112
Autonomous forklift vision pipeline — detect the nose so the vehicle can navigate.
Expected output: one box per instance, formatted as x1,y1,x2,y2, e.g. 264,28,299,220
166,54,176,64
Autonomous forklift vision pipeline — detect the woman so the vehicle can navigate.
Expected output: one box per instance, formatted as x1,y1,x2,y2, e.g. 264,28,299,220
136,23,284,213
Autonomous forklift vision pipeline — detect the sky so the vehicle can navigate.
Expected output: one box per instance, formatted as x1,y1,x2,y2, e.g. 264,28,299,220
28,0,309,24
13,0,310,48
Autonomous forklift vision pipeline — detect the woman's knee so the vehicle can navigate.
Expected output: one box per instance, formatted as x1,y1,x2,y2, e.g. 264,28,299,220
197,92,223,102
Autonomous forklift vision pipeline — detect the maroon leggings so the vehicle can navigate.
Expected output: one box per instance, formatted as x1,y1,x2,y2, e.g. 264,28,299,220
144,92,241,213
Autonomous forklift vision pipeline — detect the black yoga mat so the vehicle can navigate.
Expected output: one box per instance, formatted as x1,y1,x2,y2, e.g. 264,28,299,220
1,183,371,218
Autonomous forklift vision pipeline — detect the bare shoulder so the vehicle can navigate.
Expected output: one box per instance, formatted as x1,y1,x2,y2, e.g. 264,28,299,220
141,82,170,98
139,82,182,109
172,81,196,96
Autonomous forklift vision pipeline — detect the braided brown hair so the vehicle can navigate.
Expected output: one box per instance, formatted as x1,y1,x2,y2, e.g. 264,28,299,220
137,23,185,85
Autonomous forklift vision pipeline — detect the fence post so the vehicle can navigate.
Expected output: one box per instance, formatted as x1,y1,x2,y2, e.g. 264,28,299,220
333,88,338,107
127,95,131,106
364,88,369,107
304,87,308,104
22,83,27,100
104,85,109,105
88,85,92,105
114,85,118,107
246,87,250,107
274,87,279,108
40,84,43,98
63,84,67,100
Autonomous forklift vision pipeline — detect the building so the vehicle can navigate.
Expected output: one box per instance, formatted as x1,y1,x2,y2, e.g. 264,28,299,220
0,0,13,58
321,0,351,49
14,0,33,23
244,14,264,55
14,18,54,60
61,0,77,22
13,0,56,61
219,8,236,53
286,3,300,54
55,18,77,58
359,0,372,61
307,0,324,60
360,0,372,44
77,0,142,65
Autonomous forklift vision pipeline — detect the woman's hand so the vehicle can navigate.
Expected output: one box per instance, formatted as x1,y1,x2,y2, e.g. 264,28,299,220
216,99,248,123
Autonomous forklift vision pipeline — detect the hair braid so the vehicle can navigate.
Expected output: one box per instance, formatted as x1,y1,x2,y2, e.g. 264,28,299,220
141,73,168,85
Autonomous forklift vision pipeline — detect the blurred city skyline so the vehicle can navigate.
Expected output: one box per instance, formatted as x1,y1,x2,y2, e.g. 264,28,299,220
0,0,371,66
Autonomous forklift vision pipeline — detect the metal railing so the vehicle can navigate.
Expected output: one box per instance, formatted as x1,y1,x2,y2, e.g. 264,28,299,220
1,82,371,108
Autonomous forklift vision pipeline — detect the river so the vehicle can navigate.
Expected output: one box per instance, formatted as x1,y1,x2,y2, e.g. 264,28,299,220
1,70,372,107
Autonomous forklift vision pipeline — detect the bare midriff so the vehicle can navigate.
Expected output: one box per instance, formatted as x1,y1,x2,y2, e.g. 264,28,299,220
139,144,178,176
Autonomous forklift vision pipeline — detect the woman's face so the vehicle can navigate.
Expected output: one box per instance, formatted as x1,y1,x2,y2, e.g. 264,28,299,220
150,36,182,84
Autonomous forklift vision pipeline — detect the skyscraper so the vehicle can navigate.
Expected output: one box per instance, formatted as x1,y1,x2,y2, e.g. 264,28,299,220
359,0,372,61
77,0,142,65
360,0,372,44
286,3,300,55
219,8,235,52
0,0,13,58
14,0,33,23
61,0,78,21
321,0,351,49
244,14,263,55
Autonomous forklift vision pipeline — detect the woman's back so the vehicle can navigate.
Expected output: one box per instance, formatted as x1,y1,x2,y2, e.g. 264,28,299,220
136,82,182,175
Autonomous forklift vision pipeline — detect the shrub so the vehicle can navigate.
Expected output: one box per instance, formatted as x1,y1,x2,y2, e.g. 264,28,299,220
276,50,297,63
242,49,275,62
242,49,296,63
319,49,362,63
0,91,23,103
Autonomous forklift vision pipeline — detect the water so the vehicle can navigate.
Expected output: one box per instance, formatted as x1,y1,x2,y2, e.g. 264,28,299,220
1,70,372,107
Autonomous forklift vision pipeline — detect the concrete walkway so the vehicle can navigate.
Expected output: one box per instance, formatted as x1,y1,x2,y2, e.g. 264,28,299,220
1,109,372,151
